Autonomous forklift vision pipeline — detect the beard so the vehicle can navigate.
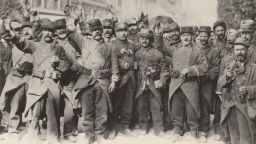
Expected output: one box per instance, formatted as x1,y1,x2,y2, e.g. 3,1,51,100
217,34,225,41
93,33,102,40
236,55,246,62
171,34,179,41
44,36,53,43
104,32,111,38
130,29,137,35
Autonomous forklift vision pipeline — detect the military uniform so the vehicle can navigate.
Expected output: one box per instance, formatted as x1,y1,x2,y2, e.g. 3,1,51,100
54,18,80,139
217,38,256,144
157,22,181,131
6,18,72,142
155,26,208,137
68,19,119,142
0,17,33,134
102,19,116,43
135,29,169,135
196,26,221,135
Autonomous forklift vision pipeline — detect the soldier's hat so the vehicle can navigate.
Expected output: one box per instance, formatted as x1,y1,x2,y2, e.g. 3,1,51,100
126,18,137,27
239,19,255,33
102,19,113,28
88,19,102,31
21,16,32,30
192,26,199,34
180,26,193,34
138,28,153,39
80,21,90,35
41,18,54,31
234,37,250,47
54,18,66,29
198,26,211,34
115,22,128,31
213,20,226,30
163,22,180,33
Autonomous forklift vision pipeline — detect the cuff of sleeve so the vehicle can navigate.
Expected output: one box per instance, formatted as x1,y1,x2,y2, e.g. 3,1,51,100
111,75,119,82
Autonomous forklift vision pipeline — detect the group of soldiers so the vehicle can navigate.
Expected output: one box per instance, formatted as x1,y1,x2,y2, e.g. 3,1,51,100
0,6,255,144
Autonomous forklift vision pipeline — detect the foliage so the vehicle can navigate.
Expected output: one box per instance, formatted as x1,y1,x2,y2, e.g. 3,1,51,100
0,0,24,19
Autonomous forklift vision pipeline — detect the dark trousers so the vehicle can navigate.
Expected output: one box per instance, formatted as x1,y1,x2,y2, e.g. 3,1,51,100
63,98,79,136
213,96,221,134
161,86,172,131
28,90,60,142
199,96,210,133
8,84,26,133
137,90,163,133
110,80,134,130
80,82,108,138
171,88,199,133
224,107,253,144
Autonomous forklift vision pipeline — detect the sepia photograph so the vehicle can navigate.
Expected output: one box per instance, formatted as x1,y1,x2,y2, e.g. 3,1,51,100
0,0,255,144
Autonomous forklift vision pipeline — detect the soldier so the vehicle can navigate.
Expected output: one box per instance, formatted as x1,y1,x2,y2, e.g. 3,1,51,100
240,20,256,63
220,29,238,59
126,18,139,45
211,21,227,50
79,21,91,39
135,28,169,137
1,17,74,143
216,37,256,144
158,22,181,132
102,19,115,43
155,26,208,141
211,20,227,140
0,16,33,141
196,26,220,143
107,22,137,138
66,17,119,144
54,18,80,142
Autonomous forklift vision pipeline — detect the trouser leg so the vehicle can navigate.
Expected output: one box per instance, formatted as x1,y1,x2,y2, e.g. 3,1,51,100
9,85,26,133
80,86,95,138
137,91,150,131
171,88,185,134
199,96,210,133
46,90,60,142
226,107,240,144
63,97,79,136
213,96,221,134
148,91,163,134
161,86,172,131
94,83,108,137
185,97,199,133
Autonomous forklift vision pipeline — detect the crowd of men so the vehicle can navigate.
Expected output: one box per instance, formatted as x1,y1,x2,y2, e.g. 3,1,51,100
0,6,255,144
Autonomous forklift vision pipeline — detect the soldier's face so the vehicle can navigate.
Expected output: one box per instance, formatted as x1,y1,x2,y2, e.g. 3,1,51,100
199,32,210,45
91,28,102,40
139,36,150,47
181,33,192,46
42,30,54,43
116,29,128,41
234,45,247,62
128,25,138,35
240,31,253,42
103,27,113,38
55,29,67,39
21,27,32,40
214,26,226,41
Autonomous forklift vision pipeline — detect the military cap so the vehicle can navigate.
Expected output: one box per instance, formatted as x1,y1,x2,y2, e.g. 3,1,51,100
163,22,180,33
126,18,137,26
138,28,153,39
239,19,255,32
88,19,102,31
193,26,199,34
115,22,128,31
102,19,113,28
198,26,211,33
234,37,250,47
41,18,54,31
79,21,90,35
180,26,193,34
54,18,66,29
21,16,32,29
213,21,226,30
